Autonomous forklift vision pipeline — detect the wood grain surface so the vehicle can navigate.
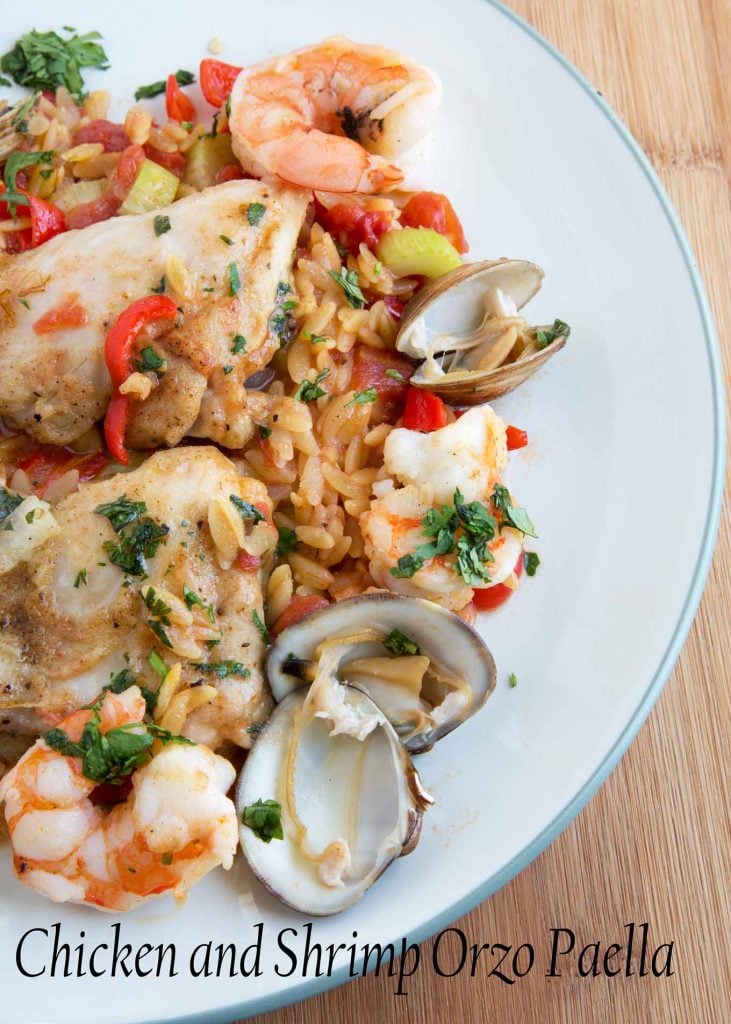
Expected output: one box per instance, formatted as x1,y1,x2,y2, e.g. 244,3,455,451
246,2,731,1020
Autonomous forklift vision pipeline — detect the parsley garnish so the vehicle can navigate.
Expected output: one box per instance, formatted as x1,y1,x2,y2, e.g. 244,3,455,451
142,587,172,648
10,95,37,135
183,583,215,623
134,69,195,101
0,487,23,527
491,484,537,538
223,365,234,375
252,609,270,645
307,333,328,345
153,214,171,237
247,202,266,226
385,368,405,382
135,346,166,374
535,319,571,350
276,526,298,555
509,672,518,688
220,234,234,246
230,495,265,523
231,334,247,354
1,29,109,99
329,268,365,309
524,551,540,576
73,569,88,588
293,368,329,402
106,669,157,715
148,651,168,680
228,262,241,296
242,798,283,843
95,497,169,577
346,388,377,407
258,424,272,439
25,509,36,524
383,629,420,656
151,275,167,294
4,152,54,196
270,282,298,346
194,661,250,678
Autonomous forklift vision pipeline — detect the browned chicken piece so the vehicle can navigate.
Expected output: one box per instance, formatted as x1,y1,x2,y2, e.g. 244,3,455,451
0,180,308,450
0,446,276,749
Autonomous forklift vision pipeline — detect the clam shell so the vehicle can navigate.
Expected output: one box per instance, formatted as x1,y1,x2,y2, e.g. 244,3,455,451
397,258,567,404
266,592,497,754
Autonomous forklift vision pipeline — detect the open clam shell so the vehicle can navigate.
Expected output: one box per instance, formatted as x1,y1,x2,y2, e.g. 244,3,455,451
236,685,431,916
266,593,497,754
396,258,569,405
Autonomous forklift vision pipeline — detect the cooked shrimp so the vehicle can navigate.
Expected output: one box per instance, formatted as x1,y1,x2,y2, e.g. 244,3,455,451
360,405,524,610
229,36,442,193
0,686,238,911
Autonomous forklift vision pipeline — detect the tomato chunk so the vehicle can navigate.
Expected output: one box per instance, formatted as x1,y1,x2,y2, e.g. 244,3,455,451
200,58,243,107
166,74,196,122
350,344,414,403
33,294,89,335
235,550,262,572
144,144,187,178
472,554,523,611
401,387,448,432
316,199,393,255
215,163,245,184
382,296,405,321
72,119,131,153
272,595,330,636
506,425,529,451
400,192,469,254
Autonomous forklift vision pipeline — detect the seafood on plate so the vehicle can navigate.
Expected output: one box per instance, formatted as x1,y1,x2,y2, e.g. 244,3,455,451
229,36,442,193
0,24,569,914
0,686,238,909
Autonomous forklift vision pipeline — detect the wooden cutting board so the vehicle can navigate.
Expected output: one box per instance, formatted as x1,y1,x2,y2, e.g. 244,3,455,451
247,2,731,1019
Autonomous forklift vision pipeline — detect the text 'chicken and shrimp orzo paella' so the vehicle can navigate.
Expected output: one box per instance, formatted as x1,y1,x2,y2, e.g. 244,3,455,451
0,29,569,914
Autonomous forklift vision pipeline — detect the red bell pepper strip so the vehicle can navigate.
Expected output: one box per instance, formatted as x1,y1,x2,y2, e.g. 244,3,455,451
272,594,330,636
0,184,66,252
401,387,449,432
400,192,469,254
166,74,196,122
472,553,523,611
506,425,529,451
200,58,243,107
103,295,178,464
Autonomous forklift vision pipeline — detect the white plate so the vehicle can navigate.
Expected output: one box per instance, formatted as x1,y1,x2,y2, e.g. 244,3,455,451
0,2,723,1022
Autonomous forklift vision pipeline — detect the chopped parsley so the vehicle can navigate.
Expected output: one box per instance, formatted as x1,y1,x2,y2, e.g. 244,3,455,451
346,388,377,407
252,609,270,645
153,214,171,237
151,275,167,294
383,629,420,656
135,346,166,375
270,282,298,347
223,365,234,375
509,672,518,688
95,497,169,577
44,702,191,785
219,234,234,246
0,487,23,527
148,650,168,680
231,334,247,354
183,583,215,623
247,202,266,226
25,509,36,524
523,551,540,577
134,68,195,101
1,29,109,99
106,668,157,715
385,368,405,382
142,587,172,648
535,319,571,350
293,368,329,402
246,722,264,735
73,569,88,589
491,484,537,538
161,851,173,866
229,495,265,523
258,424,272,439
194,661,250,678
307,333,328,345
276,526,298,555
4,151,54,196
329,268,365,309
242,798,283,843
228,262,241,296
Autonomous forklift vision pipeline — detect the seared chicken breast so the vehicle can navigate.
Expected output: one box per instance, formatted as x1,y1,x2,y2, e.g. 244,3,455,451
0,446,275,749
0,180,307,450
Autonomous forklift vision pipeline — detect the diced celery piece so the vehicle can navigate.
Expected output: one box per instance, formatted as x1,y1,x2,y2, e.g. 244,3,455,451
119,160,179,216
51,179,105,213
376,226,462,280
183,134,235,191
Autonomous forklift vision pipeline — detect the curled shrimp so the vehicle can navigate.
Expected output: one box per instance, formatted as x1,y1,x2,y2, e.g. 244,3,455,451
229,36,442,193
0,686,238,911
